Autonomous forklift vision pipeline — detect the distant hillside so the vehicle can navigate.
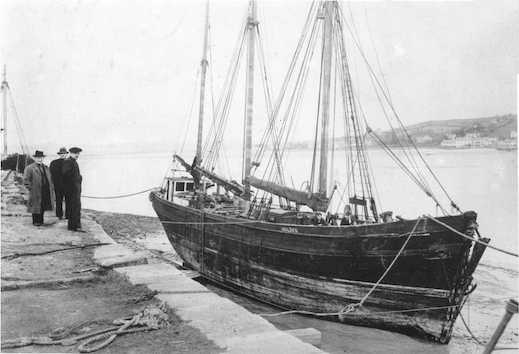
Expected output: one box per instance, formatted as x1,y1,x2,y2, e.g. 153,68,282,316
373,114,517,147
285,114,517,149
401,114,517,145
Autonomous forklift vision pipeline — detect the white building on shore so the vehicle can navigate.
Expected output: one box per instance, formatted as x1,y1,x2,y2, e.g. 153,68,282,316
440,133,497,148
496,131,518,151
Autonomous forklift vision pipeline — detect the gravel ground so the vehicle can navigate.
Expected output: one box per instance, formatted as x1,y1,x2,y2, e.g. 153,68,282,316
1,172,221,354
2,272,220,353
84,209,182,265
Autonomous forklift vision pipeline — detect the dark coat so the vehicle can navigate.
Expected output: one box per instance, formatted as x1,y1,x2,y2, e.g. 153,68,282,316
62,157,82,230
49,158,66,190
23,163,55,213
62,158,82,194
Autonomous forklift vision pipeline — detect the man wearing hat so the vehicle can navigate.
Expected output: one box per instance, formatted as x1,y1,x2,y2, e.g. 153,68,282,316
49,147,68,219
62,147,83,232
23,150,55,226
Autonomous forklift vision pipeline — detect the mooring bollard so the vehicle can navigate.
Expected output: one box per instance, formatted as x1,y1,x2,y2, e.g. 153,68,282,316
482,299,518,354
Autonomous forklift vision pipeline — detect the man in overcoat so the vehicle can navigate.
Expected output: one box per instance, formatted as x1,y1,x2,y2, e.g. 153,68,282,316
62,147,83,232
49,147,68,219
23,150,55,226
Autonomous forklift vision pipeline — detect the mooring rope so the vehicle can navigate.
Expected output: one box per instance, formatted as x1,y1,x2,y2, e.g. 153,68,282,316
425,215,519,258
260,217,424,318
82,188,158,199
459,311,485,345
158,220,259,225
259,304,460,317
459,311,519,350
355,217,423,307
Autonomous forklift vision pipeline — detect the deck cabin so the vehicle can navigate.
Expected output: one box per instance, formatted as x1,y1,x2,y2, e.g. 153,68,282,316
162,176,212,203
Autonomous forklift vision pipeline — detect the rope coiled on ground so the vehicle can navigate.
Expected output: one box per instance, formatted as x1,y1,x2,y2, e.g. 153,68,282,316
1,304,170,352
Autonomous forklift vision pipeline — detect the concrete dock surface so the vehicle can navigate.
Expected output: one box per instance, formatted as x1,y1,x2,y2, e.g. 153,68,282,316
1,171,323,353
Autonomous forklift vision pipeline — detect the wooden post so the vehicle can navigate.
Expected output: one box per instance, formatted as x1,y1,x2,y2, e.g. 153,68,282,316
196,1,210,166
483,299,518,354
318,2,334,196
243,0,257,200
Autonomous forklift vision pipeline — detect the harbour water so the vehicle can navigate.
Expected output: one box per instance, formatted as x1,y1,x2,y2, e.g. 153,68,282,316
79,147,518,350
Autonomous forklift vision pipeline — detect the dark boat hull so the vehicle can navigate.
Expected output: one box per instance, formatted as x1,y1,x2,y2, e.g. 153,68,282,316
150,191,488,343
1,153,34,174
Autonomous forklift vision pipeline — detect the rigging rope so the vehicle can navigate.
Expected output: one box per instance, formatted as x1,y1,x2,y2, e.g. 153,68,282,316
252,0,318,172
334,17,375,216
309,13,326,193
202,18,245,158
178,67,201,155
255,24,285,184
337,2,460,213
259,3,321,188
203,19,248,170
362,7,393,105
251,2,322,210
425,215,519,258
7,89,31,155
369,129,448,215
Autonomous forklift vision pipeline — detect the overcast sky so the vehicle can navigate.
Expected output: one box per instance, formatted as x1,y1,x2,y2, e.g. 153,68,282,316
1,0,518,154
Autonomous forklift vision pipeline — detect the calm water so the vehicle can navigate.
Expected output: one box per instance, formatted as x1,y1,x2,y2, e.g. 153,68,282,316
80,148,517,265
78,147,518,350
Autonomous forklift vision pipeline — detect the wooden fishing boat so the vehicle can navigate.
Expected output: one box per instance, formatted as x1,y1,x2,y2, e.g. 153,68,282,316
151,0,489,343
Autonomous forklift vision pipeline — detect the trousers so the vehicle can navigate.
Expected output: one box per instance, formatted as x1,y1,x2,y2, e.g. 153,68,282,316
65,189,81,230
32,188,47,225
55,188,66,218
32,213,44,225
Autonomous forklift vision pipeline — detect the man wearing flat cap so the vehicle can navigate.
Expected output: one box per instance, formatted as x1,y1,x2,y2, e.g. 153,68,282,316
23,150,55,226
49,147,68,219
62,147,83,232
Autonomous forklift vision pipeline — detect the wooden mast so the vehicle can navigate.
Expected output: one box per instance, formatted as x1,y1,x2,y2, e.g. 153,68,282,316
318,2,334,196
243,0,257,199
196,1,210,165
1,65,7,156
